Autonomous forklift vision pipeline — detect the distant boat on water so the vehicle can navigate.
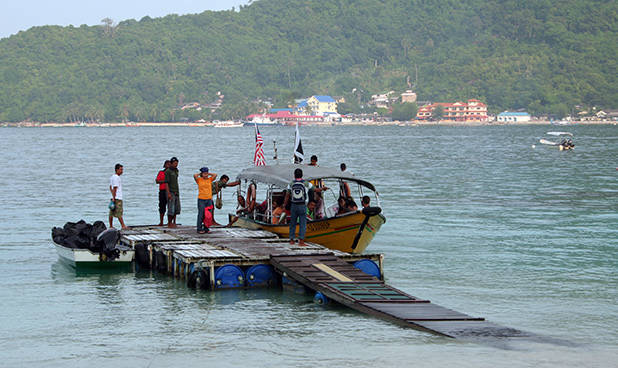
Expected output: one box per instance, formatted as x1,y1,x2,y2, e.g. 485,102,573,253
551,119,575,126
244,114,282,127
213,120,244,128
539,131,575,150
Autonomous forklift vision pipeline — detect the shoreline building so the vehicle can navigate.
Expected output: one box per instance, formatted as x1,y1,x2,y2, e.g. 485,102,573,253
293,95,338,116
401,90,417,104
416,99,488,122
496,111,531,123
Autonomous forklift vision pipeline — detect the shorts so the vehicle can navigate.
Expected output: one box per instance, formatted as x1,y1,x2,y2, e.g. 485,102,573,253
168,193,181,215
109,199,123,218
158,190,167,214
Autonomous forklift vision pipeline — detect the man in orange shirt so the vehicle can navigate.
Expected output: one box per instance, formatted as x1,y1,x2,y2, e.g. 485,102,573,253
193,167,217,234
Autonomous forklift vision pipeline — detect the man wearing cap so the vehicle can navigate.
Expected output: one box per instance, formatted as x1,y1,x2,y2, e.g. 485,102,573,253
109,163,128,229
165,157,180,228
193,167,217,234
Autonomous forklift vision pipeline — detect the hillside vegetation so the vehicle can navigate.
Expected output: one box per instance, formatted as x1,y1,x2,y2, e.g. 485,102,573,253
0,0,616,122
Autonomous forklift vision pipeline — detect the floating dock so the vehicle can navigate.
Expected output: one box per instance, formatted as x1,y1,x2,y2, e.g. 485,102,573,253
120,225,529,339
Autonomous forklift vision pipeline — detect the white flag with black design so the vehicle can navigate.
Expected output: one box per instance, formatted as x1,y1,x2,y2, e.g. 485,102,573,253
293,121,304,164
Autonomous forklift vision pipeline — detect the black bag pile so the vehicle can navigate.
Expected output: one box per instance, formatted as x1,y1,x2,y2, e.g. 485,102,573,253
51,220,108,251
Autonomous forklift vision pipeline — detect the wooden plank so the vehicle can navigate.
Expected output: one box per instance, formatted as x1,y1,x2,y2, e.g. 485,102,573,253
312,263,354,282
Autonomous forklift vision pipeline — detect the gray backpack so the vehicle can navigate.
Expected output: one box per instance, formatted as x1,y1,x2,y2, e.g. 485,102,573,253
290,180,307,204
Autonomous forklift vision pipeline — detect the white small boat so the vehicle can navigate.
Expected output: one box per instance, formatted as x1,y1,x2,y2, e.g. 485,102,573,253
213,120,244,128
539,132,575,150
54,241,134,265
52,228,134,266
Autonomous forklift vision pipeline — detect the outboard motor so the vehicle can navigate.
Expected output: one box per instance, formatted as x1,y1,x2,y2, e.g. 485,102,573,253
95,228,121,260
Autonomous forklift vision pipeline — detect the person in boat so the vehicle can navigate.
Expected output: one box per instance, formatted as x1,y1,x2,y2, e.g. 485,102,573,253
211,174,240,225
226,194,246,227
109,163,128,229
339,163,352,198
255,199,268,221
285,168,328,246
165,157,180,228
308,155,324,188
313,190,325,220
309,155,318,166
193,167,217,234
346,197,358,211
306,200,317,221
272,197,286,224
335,196,348,215
245,181,257,216
155,160,170,226
361,195,371,209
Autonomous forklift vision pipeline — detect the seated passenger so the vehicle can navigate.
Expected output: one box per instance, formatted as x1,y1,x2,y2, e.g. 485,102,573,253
336,196,349,215
245,182,257,213
361,195,371,209
272,198,286,224
345,197,358,211
314,191,325,220
255,199,268,222
226,195,247,227
306,200,317,220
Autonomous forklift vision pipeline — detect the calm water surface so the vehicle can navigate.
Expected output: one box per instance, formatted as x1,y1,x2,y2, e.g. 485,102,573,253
0,125,616,367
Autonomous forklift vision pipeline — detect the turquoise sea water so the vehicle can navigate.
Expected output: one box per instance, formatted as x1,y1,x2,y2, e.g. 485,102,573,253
0,125,616,367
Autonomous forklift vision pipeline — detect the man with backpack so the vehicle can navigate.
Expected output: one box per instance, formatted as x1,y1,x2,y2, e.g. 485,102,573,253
286,168,327,246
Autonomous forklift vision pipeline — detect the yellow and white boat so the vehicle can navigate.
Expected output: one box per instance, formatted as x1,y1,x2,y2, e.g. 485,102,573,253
230,164,386,254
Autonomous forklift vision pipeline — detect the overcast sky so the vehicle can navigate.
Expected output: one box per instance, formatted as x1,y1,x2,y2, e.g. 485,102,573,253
0,0,249,39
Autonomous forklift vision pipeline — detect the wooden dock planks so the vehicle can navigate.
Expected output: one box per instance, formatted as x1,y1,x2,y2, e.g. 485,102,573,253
120,226,527,340
270,254,529,339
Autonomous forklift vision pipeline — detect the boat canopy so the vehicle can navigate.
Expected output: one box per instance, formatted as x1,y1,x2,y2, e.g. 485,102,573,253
236,164,376,191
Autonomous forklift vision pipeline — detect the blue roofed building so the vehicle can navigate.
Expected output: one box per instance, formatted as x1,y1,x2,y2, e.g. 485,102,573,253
306,95,338,115
497,111,531,123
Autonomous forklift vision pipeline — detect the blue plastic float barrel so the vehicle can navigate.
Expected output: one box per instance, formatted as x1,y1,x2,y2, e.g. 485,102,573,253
353,259,381,279
246,264,274,287
214,264,245,289
313,292,329,305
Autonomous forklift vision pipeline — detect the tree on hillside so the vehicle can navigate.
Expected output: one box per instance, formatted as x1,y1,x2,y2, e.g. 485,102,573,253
100,18,117,37
432,105,444,121
391,102,418,121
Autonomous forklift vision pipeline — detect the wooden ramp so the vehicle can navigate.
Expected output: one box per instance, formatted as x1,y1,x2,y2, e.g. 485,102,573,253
271,254,530,339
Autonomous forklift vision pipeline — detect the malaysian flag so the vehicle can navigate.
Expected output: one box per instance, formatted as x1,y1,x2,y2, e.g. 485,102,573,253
293,121,304,163
254,123,266,166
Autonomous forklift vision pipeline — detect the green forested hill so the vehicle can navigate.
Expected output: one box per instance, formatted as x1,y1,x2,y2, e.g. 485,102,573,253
0,0,616,122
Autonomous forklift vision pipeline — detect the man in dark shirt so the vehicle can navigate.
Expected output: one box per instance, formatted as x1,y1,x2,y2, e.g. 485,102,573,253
165,157,180,228
211,174,240,225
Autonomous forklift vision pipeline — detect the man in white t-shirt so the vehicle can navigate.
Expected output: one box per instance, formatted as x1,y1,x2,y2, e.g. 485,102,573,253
109,163,127,229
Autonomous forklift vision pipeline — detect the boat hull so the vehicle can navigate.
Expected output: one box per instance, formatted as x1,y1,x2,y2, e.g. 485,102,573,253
54,242,134,266
231,211,385,254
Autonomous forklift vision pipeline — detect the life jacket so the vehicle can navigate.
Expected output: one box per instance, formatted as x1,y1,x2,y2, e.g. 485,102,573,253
290,180,307,204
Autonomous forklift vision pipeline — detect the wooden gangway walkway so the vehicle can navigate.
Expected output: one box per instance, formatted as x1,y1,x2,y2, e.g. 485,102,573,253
120,225,528,339
271,254,529,339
